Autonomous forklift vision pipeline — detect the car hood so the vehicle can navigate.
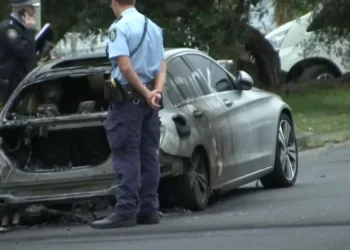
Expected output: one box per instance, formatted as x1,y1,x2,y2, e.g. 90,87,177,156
265,21,293,39
265,12,312,39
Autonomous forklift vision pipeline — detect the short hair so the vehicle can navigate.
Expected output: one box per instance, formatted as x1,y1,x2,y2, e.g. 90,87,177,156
117,0,135,5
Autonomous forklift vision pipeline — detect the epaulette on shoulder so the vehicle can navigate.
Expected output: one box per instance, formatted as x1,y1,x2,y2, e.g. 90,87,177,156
0,18,10,29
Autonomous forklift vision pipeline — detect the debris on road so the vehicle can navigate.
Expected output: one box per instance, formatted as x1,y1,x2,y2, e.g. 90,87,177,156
1,199,108,229
0,198,190,232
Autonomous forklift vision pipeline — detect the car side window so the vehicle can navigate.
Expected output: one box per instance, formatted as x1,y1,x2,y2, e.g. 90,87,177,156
165,74,185,106
184,54,235,93
182,54,211,94
167,57,205,102
210,63,234,92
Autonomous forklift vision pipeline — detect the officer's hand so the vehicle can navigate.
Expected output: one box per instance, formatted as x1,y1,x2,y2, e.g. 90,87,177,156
146,90,162,109
152,93,162,106
24,13,36,29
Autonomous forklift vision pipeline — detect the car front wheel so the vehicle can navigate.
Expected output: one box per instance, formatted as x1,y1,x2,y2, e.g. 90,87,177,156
260,113,298,188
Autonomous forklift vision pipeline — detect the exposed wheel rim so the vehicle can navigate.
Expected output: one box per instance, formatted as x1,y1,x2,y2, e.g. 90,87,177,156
278,120,297,181
316,73,334,80
189,152,208,205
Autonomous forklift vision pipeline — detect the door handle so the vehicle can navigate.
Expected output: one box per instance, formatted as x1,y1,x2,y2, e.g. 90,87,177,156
193,110,203,118
223,99,233,107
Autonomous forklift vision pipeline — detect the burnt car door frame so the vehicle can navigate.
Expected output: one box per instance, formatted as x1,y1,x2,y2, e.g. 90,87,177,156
182,52,258,188
165,56,210,153
166,53,236,187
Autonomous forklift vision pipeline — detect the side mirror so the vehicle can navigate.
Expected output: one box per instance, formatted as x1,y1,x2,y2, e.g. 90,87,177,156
236,71,254,91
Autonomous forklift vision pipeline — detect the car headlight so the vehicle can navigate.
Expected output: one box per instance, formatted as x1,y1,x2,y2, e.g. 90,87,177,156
267,30,289,51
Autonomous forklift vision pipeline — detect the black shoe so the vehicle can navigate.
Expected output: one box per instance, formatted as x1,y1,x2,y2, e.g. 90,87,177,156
136,212,160,225
91,212,137,229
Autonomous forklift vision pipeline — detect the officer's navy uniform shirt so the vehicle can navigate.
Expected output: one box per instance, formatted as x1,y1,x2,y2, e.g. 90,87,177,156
0,13,36,86
107,7,165,85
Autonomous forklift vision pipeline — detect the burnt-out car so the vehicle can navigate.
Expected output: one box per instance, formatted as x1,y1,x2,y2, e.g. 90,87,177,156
0,48,298,217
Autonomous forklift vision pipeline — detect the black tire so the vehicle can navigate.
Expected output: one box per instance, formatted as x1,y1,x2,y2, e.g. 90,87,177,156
170,149,210,211
299,64,337,82
260,113,299,188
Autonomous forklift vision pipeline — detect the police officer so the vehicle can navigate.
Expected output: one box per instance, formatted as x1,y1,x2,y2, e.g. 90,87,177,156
91,0,166,229
0,0,38,105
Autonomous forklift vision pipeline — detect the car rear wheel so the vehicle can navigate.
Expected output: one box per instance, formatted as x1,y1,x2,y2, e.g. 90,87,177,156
171,149,210,211
260,113,298,188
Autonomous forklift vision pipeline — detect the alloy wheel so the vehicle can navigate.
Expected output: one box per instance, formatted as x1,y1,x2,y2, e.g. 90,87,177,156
278,120,297,181
316,73,334,80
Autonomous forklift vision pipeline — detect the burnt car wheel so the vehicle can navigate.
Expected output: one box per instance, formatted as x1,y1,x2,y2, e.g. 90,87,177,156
260,113,298,188
171,149,210,211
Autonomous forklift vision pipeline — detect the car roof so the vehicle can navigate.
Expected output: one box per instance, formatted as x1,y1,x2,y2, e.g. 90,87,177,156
34,48,206,77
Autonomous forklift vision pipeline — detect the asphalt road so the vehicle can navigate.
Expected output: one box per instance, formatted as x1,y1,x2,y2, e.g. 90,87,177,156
1,142,350,250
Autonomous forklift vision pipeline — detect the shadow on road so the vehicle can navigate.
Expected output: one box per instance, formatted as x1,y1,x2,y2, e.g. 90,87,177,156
204,185,264,213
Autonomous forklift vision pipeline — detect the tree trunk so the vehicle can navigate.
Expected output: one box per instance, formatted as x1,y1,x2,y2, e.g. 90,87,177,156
236,24,281,88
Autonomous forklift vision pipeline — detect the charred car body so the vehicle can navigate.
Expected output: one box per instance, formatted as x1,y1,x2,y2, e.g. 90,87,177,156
0,48,299,221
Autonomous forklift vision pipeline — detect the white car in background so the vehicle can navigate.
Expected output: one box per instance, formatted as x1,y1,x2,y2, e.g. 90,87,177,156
266,12,349,83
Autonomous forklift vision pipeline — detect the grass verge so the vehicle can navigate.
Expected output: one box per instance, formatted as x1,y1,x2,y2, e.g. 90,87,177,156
280,85,350,135
298,131,350,150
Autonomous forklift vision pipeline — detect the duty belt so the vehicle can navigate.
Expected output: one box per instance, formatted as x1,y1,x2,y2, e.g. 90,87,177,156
104,78,155,104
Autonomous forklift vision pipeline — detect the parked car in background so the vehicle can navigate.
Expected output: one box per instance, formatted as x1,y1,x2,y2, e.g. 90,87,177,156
0,48,298,227
266,12,349,83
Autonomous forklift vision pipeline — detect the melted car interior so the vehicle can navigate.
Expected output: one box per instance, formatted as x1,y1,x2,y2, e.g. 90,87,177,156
1,73,112,172
9,74,109,116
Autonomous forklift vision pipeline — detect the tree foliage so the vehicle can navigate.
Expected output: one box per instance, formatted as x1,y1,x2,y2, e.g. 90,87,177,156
1,0,348,56
299,0,350,67
273,0,315,26
0,0,300,87
2,0,349,85
0,0,327,54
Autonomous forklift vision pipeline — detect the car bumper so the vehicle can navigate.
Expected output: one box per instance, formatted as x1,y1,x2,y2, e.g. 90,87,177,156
0,186,117,208
0,149,183,208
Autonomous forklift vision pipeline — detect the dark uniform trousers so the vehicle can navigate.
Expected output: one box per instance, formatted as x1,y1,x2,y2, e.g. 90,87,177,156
105,95,161,218
0,15,37,103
